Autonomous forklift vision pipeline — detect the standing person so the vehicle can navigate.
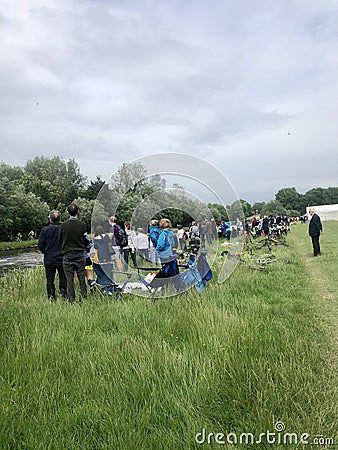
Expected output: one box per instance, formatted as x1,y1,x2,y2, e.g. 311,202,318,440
149,219,160,248
261,215,270,237
149,220,161,266
123,222,138,269
243,219,249,237
93,226,112,263
308,208,323,256
156,218,176,262
189,221,199,239
211,219,218,241
38,210,67,301
28,230,35,240
134,228,149,263
83,235,95,288
59,204,87,303
199,220,207,246
176,224,186,251
108,216,123,271
206,220,213,245
74,233,94,288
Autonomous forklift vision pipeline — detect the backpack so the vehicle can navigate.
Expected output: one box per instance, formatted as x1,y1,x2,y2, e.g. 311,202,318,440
114,225,128,248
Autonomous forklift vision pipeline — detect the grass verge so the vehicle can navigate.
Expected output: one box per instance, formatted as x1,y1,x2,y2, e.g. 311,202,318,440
0,223,337,449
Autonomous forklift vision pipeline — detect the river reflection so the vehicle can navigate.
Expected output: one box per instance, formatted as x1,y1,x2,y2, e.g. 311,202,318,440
0,248,43,273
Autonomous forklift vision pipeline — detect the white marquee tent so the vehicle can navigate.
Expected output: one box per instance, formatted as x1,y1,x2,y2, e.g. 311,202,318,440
306,204,338,221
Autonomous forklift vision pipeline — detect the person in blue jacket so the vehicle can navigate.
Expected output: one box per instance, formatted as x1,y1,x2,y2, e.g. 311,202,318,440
149,219,160,247
149,219,161,265
38,210,67,301
156,218,176,262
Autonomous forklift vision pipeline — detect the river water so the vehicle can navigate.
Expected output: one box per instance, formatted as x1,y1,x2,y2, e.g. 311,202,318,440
0,248,43,274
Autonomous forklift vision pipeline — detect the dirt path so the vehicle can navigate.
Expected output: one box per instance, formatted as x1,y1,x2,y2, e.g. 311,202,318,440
292,224,338,386
305,254,338,357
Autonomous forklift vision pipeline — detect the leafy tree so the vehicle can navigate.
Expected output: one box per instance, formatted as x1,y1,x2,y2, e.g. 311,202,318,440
80,175,105,201
98,162,167,223
11,189,49,237
116,192,143,225
239,199,252,218
71,197,107,231
299,188,327,213
107,162,158,196
251,202,265,215
294,187,338,214
286,208,301,217
0,175,16,239
0,177,49,239
23,156,86,208
207,203,228,222
275,187,301,211
261,200,286,216
0,163,24,183
228,200,245,221
325,187,338,204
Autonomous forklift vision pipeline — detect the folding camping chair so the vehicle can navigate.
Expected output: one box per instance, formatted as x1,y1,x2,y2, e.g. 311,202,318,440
136,257,181,295
136,252,212,297
91,262,133,297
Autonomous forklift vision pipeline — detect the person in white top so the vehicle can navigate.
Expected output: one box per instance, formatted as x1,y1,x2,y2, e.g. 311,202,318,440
176,224,187,251
134,228,149,263
189,221,199,238
123,221,138,268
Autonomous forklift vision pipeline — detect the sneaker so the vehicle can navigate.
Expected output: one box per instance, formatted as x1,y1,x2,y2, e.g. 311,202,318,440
87,279,96,287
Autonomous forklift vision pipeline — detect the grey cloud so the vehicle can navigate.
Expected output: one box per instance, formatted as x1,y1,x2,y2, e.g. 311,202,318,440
1,0,338,204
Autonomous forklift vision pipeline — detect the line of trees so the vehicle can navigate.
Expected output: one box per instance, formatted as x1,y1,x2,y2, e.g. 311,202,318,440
1,157,337,241
0,157,216,240
251,186,338,218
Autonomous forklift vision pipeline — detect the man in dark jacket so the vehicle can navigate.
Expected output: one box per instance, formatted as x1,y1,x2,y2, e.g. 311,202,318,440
308,208,323,256
59,204,87,302
38,210,67,301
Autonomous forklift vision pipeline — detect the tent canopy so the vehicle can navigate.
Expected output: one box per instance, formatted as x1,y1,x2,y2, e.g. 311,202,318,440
306,204,338,221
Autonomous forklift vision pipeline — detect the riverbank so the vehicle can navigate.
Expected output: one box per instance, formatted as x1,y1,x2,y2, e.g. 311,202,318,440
0,223,337,449
0,240,38,252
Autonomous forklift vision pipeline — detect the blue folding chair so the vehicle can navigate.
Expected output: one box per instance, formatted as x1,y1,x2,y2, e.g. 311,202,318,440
136,253,212,296
92,262,133,296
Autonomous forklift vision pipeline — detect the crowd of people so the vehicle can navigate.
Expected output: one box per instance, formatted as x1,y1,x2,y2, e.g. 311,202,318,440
37,204,219,303
37,204,321,303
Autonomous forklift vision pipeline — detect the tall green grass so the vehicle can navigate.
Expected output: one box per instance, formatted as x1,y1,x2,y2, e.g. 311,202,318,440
0,223,337,449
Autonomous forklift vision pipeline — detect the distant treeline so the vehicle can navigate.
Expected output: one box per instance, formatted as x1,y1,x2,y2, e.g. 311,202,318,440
249,186,338,218
1,157,337,240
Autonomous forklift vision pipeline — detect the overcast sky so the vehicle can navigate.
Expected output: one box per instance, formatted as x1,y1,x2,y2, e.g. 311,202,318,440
1,0,338,203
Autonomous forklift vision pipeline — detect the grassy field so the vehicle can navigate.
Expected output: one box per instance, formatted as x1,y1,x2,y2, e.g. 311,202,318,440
0,223,337,449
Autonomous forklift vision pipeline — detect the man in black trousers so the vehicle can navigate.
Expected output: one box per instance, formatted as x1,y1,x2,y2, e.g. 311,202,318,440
38,210,67,301
308,208,323,256
59,204,87,303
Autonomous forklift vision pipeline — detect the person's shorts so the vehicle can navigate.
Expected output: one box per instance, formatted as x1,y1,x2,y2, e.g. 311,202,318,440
85,256,92,270
111,246,121,260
